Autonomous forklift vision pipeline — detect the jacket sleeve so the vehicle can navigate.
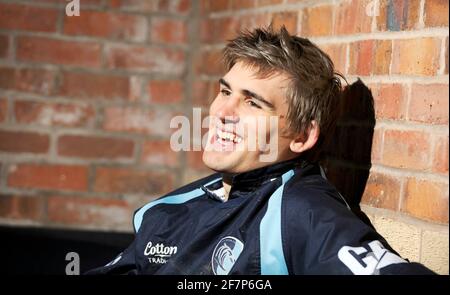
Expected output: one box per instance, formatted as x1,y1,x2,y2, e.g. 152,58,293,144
84,238,138,275
283,184,436,275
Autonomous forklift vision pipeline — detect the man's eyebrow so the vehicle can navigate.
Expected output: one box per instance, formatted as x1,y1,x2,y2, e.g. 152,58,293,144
219,78,230,89
219,78,275,110
242,89,275,109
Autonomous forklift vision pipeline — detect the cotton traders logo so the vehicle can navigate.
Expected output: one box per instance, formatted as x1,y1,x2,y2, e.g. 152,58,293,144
211,236,244,275
144,241,178,264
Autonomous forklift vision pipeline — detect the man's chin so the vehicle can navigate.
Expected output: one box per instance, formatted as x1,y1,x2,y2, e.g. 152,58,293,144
202,151,236,173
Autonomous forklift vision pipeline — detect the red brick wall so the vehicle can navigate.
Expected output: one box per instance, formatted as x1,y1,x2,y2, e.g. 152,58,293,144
0,0,192,231
0,0,448,234
197,0,449,226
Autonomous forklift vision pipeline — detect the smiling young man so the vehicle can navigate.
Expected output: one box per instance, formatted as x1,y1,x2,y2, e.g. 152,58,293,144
87,27,434,275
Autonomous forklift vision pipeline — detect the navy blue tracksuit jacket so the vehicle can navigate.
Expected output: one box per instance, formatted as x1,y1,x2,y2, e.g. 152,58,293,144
87,158,435,275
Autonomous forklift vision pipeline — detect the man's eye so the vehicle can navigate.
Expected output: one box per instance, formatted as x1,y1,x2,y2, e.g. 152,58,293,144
220,89,231,96
247,100,262,109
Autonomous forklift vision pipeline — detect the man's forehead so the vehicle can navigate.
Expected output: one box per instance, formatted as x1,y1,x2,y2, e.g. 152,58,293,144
224,62,290,92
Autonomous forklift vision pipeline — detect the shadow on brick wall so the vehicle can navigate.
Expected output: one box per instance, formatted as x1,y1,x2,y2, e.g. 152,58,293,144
322,79,376,226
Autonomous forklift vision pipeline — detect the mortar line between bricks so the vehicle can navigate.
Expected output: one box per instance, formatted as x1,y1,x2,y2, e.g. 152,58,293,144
438,37,447,75
6,29,191,50
397,176,405,213
405,82,412,121
418,0,426,29
0,0,190,18
370,164,449,183
360,205,449,232
48,131,58,160
374,120,449,133
178,0,202,188
0,160,8,191
197,73,449,84
10,31,17,62
207,0,336,18
199,27,449,49
0,123,164,140
0,90,187,112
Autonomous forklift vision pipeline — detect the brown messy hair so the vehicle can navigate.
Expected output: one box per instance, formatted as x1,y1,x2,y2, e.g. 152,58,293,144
222,26,344,162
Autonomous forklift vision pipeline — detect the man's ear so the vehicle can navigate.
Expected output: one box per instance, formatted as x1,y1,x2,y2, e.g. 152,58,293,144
289,121,320,154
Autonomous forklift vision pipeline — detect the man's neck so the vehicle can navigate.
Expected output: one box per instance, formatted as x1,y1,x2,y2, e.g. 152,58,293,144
222,174,233,202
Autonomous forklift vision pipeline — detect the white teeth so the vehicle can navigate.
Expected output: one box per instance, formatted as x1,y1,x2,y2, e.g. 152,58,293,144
217,129,241,144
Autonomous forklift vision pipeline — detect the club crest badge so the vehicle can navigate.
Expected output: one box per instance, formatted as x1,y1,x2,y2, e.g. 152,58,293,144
211,236,244,275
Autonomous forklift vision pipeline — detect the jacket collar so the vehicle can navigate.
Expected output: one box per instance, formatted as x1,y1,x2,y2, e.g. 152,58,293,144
228,156,304,191
202,157,321,202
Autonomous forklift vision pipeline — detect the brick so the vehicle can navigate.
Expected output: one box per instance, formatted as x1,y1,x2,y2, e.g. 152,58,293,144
349,40,392,75
141,140,180,168
377,0,420,31
424,0,449,27
391,38,441,76
349,40,374,76
0,35,9,59
301,5,333,37
58,135,134,159
371,127,383,163
0,98,7,122
109,0,155,11
432,135,449,174
408,84,449,124
231,0,255,10
0,3,58,32
371,83,406,120
151,18,187,45
14,100,95,127
373,40,392,75
0,194,45,221
148,80,184,103
34,0,102,4
201,0,229,13
271,11,298,34
57,71,130,100
259,0,283,5
47,196,130,227
0,67,56,95
319,43,347,75
335,0,372,35
194,49,225,76
105,44,185,74
239,13,271,31
193,80,217,108
382,130,431,170
102,107,176,137
201,17,240,44
64,11,147,42
372,216,421,262
187,150,209,171
446,37,449,74
361,172,401,210
17,36,102,68
7,164,88,191
157,0,191,15
182,168,211,186
403,178,449,223
0,130,49,154
421,230,449,275
93,167,173,194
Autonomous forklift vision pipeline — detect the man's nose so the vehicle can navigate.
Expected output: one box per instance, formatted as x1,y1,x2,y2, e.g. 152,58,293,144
216,96,240,123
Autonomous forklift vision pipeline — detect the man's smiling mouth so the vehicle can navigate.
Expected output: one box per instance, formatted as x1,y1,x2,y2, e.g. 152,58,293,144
216,129,243,144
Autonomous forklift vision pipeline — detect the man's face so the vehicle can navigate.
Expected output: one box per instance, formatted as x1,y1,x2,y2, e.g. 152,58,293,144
202,61,298,173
